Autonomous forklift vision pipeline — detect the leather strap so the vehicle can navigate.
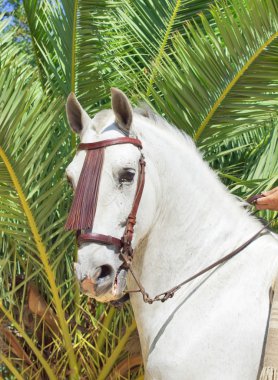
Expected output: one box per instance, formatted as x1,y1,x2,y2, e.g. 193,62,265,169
246,193,265,204
65,148,104,231
77,156,146,251
126,217,277,304
122,156,146,252
75,137,146,255
77,233,122,248
79,137,142,151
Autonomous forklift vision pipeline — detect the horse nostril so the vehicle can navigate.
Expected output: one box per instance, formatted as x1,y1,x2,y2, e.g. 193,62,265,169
97,265,113,280
80,266,114,296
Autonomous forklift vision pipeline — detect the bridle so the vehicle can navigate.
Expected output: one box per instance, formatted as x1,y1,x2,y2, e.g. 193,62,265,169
65,136,146,278
66,136,276,305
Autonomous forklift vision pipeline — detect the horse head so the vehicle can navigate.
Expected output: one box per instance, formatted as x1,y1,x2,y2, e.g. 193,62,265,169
65,89,156,303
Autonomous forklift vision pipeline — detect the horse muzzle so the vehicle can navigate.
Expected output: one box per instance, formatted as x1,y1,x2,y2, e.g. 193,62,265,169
77,264,127,302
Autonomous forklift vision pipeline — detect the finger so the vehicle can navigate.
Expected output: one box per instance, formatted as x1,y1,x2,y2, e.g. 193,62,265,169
262,187,278,196
257,204,277,211
255,204,269,210
256,197,269,205
256,196,278,210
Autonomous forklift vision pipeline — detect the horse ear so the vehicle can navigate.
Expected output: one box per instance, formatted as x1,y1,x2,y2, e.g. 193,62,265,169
111,88,133,134
66,93,91,134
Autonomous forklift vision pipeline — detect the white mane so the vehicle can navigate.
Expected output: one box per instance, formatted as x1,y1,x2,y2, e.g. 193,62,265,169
135,104,197,150
135,105,251,209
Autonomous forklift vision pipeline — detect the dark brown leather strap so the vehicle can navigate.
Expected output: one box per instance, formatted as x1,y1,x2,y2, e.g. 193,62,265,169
78,233,122,248
74,137,146,253
122,156,146,251
246,193,265,204
77,156,146,251
79,137,142,151
126,217,277,304
65,149,104,230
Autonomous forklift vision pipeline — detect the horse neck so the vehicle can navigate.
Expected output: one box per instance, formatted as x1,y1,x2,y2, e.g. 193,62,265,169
136,123,262,277
130,121,265,352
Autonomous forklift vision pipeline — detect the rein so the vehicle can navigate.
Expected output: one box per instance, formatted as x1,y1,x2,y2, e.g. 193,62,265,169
66,136,276,305
125,219,275,304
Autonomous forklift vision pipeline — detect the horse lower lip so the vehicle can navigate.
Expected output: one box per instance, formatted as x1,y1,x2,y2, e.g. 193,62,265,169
112,268,127,295
114,269,121,286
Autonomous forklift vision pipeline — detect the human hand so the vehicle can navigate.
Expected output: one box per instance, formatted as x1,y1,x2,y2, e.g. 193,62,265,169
256,187,278,211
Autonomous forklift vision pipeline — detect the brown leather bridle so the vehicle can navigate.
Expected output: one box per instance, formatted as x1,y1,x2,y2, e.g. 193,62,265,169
65,137,146,270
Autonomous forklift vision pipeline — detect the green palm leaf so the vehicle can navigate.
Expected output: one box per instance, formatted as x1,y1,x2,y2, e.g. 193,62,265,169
0,21,79,378
23,0,77,96
23,0,118,112
76,0,117,111
1,16,142,380
108,0,219,97
142,0,278,146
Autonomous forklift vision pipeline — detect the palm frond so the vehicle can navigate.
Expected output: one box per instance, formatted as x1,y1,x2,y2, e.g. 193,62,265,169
23,0,77,97
75,0,119,112
142,0,278,146
22,0,118,113
0,19,79,378
107,0,220,98
1,16,142,380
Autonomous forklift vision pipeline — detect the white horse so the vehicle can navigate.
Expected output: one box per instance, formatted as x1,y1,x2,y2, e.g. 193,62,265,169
66,88,278,380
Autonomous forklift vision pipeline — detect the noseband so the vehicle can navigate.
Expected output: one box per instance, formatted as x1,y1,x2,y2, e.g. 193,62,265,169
65,137,146,267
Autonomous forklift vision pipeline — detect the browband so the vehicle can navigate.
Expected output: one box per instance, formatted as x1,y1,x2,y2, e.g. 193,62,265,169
79,137,142,151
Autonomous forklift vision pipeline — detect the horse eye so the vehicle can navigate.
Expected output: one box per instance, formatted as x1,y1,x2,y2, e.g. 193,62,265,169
119,169,135,184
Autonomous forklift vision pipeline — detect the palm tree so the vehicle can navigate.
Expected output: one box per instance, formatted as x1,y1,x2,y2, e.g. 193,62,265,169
0,0,277,378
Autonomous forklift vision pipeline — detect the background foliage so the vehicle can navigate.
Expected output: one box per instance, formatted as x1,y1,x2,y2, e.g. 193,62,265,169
0,0,277,378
